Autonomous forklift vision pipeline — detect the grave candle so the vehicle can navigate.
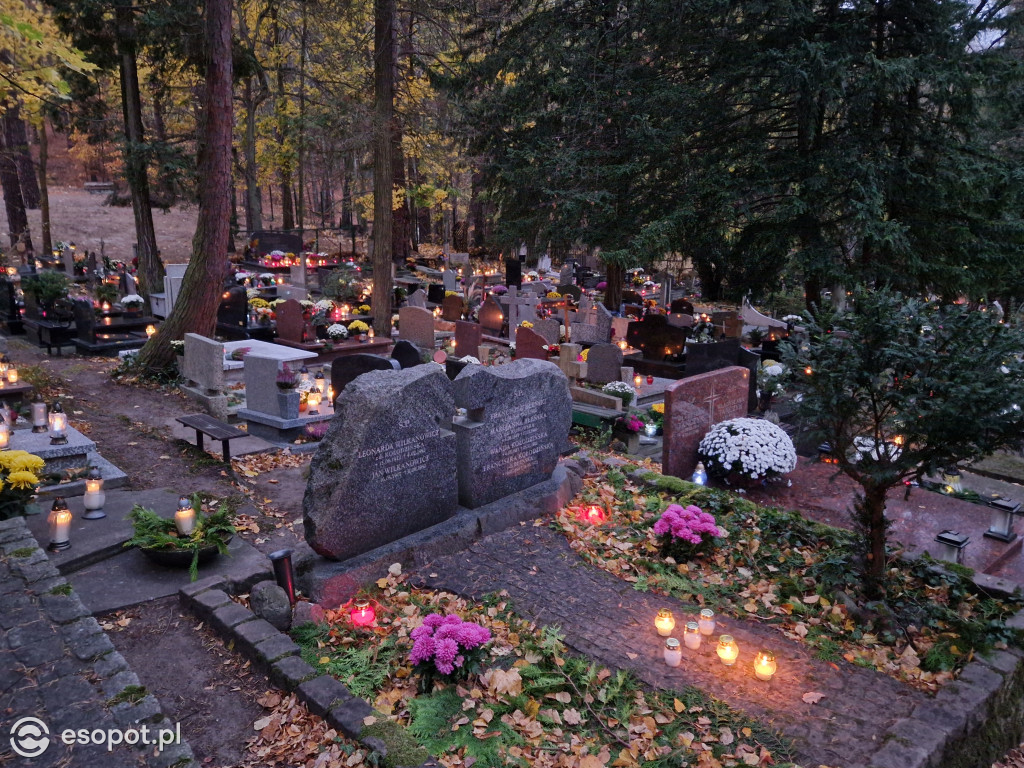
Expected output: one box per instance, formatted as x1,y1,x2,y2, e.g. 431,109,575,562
0,421,9,450
647,375,654,385
368,328,375,341
307,387,322,415
683,621,701,650
175,496,195,536
717,635,739,666
655,609,675,637
82,467,106,519
48,402,68,445
102,301,111,312
753,650,777,681
634,373,643,389
580,504,606,524
698,608,715,636
691,462,708,486
6,367,17,384
664,637,682,667
146,325,157,338
47,498,72,551
350,600,375,627
618,340,628,352
31,395,47,433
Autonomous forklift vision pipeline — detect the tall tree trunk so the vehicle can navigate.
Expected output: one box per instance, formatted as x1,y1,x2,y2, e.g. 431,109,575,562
603,260,624,312
116,4,163,301
469,169,485,248
855,484,890,598
391,125,409,262
272,6,294,231
138,0,233,373
4,108,39,208
296,0,307,229
37,118,52,256
0,113,31,253
149,78,175,203
371,0,396,337
243,78,263,233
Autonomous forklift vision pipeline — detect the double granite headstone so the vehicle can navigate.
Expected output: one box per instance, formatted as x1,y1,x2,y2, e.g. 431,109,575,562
303,359,571,559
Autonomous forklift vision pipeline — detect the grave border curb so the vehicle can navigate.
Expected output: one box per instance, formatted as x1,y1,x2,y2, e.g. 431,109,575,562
178,580,439,768
629,465,1024,768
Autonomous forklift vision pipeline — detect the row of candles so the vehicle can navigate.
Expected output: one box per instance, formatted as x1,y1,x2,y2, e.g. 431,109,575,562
654,608,777,681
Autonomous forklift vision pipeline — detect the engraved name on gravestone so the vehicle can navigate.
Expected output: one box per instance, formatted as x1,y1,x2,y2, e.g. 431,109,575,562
662,366,749,479
304,365,458,560
452,359,571,509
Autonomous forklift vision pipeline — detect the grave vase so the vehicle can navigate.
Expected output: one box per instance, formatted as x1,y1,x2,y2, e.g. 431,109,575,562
277,390,301,420
758,391,774,412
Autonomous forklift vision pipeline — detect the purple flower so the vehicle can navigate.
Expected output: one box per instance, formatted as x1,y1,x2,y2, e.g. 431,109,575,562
433,638,459,674
409,635,435,665
408,613,491,676
653,504,723,548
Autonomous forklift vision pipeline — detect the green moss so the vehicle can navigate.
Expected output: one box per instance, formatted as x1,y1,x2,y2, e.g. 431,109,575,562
361,719,430,768
107,684,147,706
11,547,36,558
49,583,73,595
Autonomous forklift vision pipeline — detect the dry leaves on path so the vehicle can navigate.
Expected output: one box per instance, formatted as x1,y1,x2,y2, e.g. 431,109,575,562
233,451,311,478
240,691,366,767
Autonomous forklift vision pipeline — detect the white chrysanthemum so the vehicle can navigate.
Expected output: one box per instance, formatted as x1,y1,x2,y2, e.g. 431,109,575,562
697,417,797,482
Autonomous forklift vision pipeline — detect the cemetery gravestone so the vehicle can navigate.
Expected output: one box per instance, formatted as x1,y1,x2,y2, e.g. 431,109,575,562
329,354,399,399
441,294,464,322
571,302,613,344
243,356,284,416
515,326,549,360
479,297,506,337
250,230,302,258
427,284,446,304
537,254,552,273
667,313,694,329
407,288,427,308
62,247,76,276
558,264,573,285
662,367,750,479
442,270,458,292
532,317,561,345
505,257,522,288
182,334,226,394
505,287,540,330
390,340,424,369
452,359,571,508
557,284,582,302
217,285,249,335
622,290,644,306
670,298,694,315
275,299,313,344
398,306,436,349
626,316,688,361
304,366,458,559
0,278,21,333
71,300,95,343
584,343,623,385
685,339,741,376
454,321,483,359
736,347,761,412
558,343,587,380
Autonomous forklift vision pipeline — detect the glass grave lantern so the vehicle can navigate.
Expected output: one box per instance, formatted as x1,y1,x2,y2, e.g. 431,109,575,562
48,402,68,445
82,467,106,519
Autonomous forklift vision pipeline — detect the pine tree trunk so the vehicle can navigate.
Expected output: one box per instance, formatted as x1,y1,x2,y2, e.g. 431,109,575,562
0,120,31,252
371,0,396,337
603,260,624,312
4,109,39,209
116,5,162,301
37,119,52,256
243,79,263,233
859,484,890,598
137,0,233,374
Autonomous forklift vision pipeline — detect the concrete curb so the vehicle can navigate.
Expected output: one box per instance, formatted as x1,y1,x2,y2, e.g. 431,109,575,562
178,577,434,768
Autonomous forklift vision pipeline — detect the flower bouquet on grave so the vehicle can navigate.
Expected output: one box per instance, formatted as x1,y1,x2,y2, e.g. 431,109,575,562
697,417,797,485
602,380,635,408
326,323,349,341
409,613,492,692
348,320,370,341
647,403,665,432
276,364,298,390
651,503,725,562
124,495,235,581
120,294,145,315
691,318,717,343
614,413,645,434
0,450,44,520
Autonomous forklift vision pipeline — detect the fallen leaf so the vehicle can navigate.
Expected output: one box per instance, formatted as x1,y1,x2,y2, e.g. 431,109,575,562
802,691,825,704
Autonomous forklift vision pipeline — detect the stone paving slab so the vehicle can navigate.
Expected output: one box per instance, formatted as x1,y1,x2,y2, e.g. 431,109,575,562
409,525,928,768
0,516,195,767
68,535,273,615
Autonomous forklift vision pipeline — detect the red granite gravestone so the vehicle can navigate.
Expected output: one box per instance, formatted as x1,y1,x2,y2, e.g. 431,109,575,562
515,326,549,360
663,366,750,479
442,294,465,322
454,320,483,358
275,298,310,343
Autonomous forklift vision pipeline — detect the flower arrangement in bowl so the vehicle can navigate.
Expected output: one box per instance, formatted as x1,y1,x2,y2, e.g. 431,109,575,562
124,496,235,580
519,320,534,329
602,380,635,407
357,304,371,315
651,503,725,561
615,413,645,433
409,612,491,690
326,323,349,340
120,294,145,311
757,360,787,399
546,291,562,299
691,318,717,343
0,450,44,520
347,320,370,335
697,417,797,484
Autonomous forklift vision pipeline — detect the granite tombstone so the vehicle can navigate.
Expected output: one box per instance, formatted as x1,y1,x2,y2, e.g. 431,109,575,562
275,298,312,344
441,294,464,322
454,320,483,359
452,359,571,508
584,343,623,385
532,317,561,345
663,366,750,479
626,316,688,360
407,288,427,308
329,353,399,399
304,365,458,559
398,306,436,349
478,297,505,337
390,339,424,369
514,326,549,360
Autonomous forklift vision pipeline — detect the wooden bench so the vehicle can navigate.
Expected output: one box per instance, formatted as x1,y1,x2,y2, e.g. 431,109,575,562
175,413,248,463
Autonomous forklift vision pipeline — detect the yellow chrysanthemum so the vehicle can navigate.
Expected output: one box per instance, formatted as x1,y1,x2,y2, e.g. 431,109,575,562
358,305,371,314
0,450,29,471
652,403,665,414
546,291,562,299
580,348,589,361
520,321,534,329
9,453,44,473
7,471,39,490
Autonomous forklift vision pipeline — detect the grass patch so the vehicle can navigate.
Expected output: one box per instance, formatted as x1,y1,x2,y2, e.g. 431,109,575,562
292,577,794,768
107,684,147,706
49,583,73,595
553,471,1023,690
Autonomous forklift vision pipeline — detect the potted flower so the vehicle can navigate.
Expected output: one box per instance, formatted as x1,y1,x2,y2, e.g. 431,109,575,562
612,412,645,451
276,363,301,418
602,380,635,408
409,613,491,691
120,294,146,317
651,503,725,561
348,319,370,341
326,323,349,342
697,417,797,486
756,360,787,411
0,450,44,520
124,496,235,580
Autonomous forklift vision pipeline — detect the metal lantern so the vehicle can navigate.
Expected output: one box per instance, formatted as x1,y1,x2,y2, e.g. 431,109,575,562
307,387,322,416
47,497,72,552
174,495,196,536
298,366,311,388
942,467,962,494
82,467,106,519
934,530,970,564
31,394,47,433
985,498,1020,543
691,462,708,486
48,402,68,445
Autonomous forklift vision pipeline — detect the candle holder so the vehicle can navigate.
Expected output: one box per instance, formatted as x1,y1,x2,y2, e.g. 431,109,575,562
269,549,296,605
82,467,106,519
174,495,196,536
753,650,777,681
47,497,72,552
683,621,701,650
48,402,68,445
655,608,676,637
663,637,682,667
717,635,739,666
350,599,376,627
697,608,715,636
30,394,47,433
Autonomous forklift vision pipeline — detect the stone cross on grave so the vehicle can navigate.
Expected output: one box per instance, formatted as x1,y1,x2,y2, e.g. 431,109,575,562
505,286,540,329
704,382,723,424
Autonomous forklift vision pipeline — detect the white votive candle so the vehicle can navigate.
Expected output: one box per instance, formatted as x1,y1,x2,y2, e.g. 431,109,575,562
698,608,715,636
683,621,701,650
664,637,682,667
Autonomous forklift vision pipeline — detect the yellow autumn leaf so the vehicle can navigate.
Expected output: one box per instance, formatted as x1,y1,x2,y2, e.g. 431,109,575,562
319,656,330,665
524,698,541,719
674,698,685,713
